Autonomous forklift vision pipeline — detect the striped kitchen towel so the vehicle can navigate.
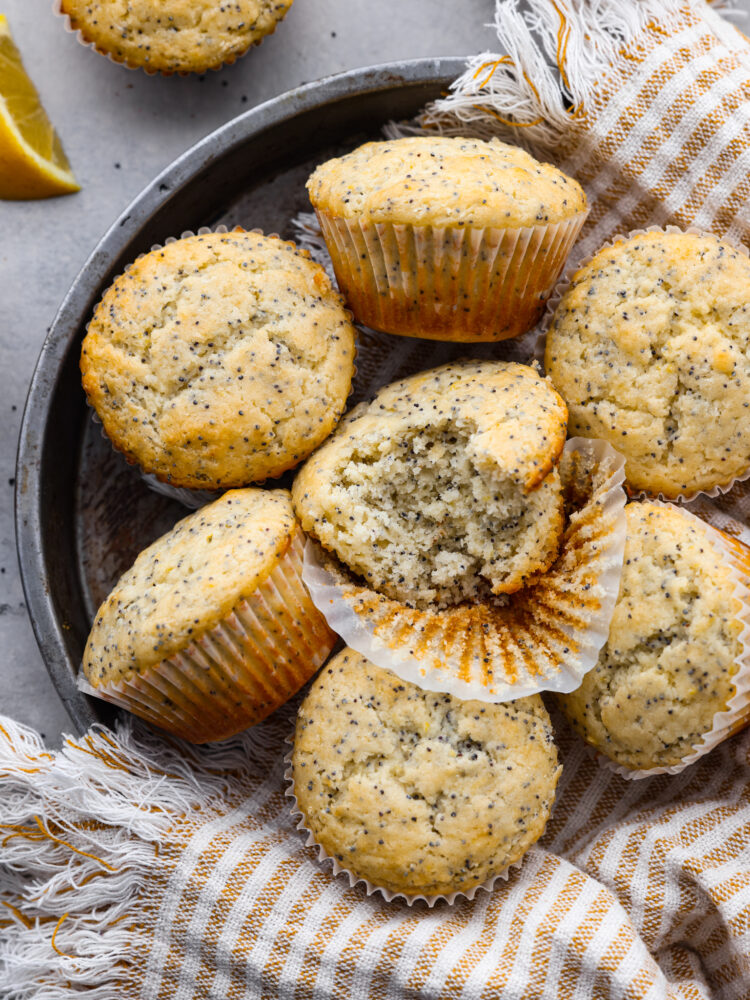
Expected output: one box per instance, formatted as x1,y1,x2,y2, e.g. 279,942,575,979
1,707,749,999
411,0,750,255
3,0,750,997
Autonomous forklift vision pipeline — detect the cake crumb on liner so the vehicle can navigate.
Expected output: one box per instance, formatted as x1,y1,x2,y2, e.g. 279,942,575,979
303,437,627,702
78,525,336,744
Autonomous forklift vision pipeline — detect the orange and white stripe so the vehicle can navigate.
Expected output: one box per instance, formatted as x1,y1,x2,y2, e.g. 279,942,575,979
1,705,749,998
563,4,750,257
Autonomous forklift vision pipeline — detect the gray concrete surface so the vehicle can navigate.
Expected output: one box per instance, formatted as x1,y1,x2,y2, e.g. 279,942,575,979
0,0,495,744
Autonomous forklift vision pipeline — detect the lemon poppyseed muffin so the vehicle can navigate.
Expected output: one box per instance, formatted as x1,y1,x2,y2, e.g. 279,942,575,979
82,488,336,743
59,0,294,74
557,502,748,772
292,360,568,605
292,648,561,898
307,136,587,341
545,231,750,499
81,231,356,491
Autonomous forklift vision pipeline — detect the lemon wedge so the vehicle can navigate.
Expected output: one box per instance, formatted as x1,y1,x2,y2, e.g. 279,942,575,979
0,14,79,199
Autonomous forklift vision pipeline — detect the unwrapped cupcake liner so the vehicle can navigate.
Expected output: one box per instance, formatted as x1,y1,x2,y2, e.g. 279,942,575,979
303,437,627,703
54,0,287,76
282,746,525,907
78,525,337,743
534,225,750,502
596,501,750,781
315,206,587,342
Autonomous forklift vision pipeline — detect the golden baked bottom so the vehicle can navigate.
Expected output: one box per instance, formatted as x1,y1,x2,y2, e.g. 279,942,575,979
81,231,356,490
292,648,561,897
307,135,587,229
292,360,568,606
557,502,743,770
84,488,298,684
545,230,750,498
60,0,294,74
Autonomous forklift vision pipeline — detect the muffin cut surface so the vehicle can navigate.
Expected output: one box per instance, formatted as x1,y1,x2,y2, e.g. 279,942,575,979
545,231,750,498
81,232,356,489
292,361,568,606
557,502,743,770
293,648,561,897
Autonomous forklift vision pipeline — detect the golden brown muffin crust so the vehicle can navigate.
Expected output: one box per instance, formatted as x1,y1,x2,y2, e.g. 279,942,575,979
307,136,587,228
557,502,743,770
81,231,356,490
60,0,294,73
293,648,561,897
83,488,297,684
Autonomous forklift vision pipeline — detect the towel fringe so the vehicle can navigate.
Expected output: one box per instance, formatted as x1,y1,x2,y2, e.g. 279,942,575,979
0,715,268,999
386,0,739,155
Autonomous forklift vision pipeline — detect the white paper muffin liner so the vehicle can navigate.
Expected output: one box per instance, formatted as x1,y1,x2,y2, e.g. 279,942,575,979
302,437,627,703
78,525,337,744
534,225,750,502
592,501,750,780
54,0,288,76
315,206,587,342
282,746,526,907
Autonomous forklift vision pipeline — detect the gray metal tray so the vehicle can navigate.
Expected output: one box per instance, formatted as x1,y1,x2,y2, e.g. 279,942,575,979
15,57,463,734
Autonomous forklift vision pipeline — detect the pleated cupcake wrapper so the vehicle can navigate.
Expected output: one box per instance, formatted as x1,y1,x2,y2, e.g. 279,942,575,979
303,437,627,703
315,207,587,343
85,225,345,510
596,501,750,781
78,526,337,744
534,225,750,502
281,744,526,908
54,0,284,76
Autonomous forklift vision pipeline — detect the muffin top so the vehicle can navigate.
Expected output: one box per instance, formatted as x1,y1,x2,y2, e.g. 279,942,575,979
307,136,587,228
292,360,568,605
293,648,561,898
81,231,356,490
545,231,750,498
83,488,297,685
557,502,743,771
60,0,294,74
